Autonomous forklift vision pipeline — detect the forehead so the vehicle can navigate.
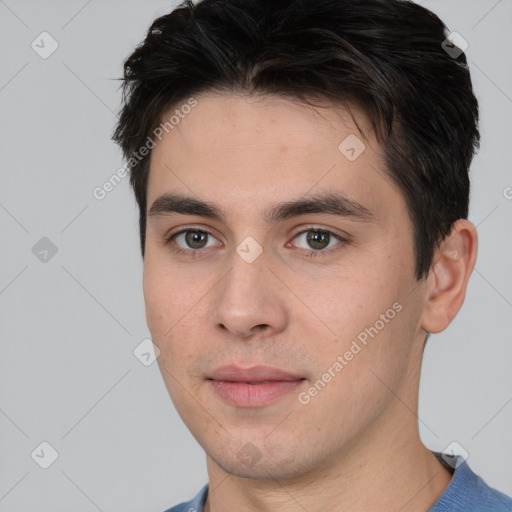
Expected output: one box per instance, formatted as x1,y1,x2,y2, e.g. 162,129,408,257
146,92,400,224
154,92,373,156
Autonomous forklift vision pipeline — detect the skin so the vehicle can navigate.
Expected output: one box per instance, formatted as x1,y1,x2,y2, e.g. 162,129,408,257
143,92,478,511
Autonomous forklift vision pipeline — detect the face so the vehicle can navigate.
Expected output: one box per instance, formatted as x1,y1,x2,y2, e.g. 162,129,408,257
144,93,429,480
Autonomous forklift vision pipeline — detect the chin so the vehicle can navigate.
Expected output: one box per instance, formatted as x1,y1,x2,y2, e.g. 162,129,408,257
208,440,314,481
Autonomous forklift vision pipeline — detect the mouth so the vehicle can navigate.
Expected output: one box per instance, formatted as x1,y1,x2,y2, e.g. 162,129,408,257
207,365,306,407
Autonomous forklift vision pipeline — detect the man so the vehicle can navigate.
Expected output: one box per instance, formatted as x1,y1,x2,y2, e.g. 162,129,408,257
112,0,512,510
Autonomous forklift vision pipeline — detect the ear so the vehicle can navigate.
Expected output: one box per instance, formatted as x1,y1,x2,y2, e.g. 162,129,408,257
421,219,478,334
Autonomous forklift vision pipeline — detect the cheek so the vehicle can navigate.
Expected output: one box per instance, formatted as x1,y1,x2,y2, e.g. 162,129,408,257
305,303,417,436
310,270,400,342
143,253,190,328
307,259,418,386
143,262,189,360
143,267,171,339
143,261,210,369
325,288,421,408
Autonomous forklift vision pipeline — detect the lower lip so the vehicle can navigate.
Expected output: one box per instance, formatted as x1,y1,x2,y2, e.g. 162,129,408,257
209,380,305,407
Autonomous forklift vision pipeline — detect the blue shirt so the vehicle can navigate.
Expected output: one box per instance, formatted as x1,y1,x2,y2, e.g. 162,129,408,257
163,454,512,511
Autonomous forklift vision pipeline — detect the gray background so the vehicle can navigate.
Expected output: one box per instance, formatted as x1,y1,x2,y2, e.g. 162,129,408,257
0,1,511,510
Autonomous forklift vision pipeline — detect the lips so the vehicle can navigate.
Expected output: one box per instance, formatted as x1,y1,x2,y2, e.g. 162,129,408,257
208,364,304,383
208,365,306,407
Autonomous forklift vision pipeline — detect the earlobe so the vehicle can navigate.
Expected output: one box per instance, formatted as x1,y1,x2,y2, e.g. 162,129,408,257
421,220,478,334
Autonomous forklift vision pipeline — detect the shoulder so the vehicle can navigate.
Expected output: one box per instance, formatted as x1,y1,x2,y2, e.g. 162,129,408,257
161,484,209,512
430,455,512,512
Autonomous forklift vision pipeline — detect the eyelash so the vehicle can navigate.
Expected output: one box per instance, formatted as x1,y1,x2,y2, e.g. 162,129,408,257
164,225,348,260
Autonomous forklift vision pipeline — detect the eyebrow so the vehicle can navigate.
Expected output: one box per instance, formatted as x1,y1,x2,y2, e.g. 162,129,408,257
148,192,376,224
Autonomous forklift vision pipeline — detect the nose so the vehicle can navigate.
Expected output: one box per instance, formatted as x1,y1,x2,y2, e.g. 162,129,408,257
210,246,288,340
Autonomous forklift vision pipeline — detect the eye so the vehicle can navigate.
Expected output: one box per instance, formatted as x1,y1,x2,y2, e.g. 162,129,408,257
290,228,346,256
169,229,220,252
